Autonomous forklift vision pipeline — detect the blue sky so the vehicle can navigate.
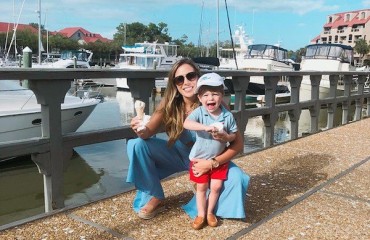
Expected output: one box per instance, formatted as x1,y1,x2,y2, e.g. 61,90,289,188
1,0,370,51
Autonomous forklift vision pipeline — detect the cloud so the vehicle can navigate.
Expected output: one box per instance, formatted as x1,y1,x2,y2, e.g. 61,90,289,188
222,0,340,15
362,0,370,6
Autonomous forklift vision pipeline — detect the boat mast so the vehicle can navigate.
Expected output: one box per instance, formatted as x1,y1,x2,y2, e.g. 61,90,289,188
224,0,238,69
6,0,26,61
37,0,42,64
216,0,220,59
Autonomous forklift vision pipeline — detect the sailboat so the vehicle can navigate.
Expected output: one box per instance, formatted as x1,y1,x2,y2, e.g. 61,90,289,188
0,1,100,143
0,0,26,68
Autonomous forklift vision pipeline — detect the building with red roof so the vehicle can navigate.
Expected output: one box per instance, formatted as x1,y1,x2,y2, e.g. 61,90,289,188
57,27,111,44
0,22,38,34
0,22,111,44
311,9,370,48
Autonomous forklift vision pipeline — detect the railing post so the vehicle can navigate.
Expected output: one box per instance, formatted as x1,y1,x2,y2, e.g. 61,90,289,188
327,74,339,129
354,75,366,121
231,76,250,135
309,75,321,133
127,78,156,115
342,75,352,124
262,76,279,147
28,79,72,211
288,76,302,140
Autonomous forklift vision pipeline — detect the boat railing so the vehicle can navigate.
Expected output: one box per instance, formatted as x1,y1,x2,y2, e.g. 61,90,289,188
0,68,369,215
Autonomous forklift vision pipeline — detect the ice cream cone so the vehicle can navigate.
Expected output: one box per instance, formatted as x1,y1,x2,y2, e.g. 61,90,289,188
210,122,224,133
134,100,145,120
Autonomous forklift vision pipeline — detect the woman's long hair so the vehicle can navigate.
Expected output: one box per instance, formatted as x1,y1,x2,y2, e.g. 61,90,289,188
160,58,201,146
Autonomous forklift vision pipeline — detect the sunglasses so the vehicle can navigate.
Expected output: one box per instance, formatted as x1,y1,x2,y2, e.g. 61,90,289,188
174,72,199,85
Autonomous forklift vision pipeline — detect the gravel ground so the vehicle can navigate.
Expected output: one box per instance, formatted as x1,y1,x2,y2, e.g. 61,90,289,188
1,119,369,239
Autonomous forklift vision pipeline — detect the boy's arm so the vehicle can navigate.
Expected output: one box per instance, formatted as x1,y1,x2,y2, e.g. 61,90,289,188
184,118,215,132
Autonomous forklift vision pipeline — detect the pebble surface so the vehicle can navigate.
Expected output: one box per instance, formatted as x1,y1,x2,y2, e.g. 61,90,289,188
1,118,369,239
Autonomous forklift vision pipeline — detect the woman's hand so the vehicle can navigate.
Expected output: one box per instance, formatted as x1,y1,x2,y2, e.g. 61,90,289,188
130,116,146,137
211,131,227,141
191,158,212,177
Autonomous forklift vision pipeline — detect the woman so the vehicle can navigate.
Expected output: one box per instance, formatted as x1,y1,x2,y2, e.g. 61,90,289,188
126,58,250,220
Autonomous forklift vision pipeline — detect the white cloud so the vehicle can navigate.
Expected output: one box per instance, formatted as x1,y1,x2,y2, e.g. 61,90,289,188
222,0,339,15
362,0,370,6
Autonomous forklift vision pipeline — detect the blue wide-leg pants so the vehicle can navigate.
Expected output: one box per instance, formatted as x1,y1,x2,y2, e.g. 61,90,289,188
126,137,250,219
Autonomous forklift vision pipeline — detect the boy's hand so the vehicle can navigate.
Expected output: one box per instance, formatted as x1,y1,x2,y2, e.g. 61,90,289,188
204,125,217,133
212,131,228,142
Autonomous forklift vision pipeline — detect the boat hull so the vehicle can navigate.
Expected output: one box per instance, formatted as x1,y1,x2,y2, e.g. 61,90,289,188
0,81,99,142
0,103,97,142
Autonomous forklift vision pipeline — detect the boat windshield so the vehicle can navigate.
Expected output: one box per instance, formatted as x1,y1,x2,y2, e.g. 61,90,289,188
304,44,353,63
61,51,88,61
119,55,162,69
245,44,288,61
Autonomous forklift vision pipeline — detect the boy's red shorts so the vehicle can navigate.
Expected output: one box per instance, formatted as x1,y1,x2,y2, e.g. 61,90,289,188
189,161,229,183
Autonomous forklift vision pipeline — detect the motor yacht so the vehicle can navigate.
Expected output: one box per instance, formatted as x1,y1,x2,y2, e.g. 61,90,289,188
0,80,99,142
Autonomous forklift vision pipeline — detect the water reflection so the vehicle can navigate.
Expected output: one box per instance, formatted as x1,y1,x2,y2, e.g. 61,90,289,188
0,153,101,225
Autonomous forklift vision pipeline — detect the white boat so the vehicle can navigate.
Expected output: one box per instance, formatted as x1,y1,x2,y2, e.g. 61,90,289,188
0,80,100,142
33,50,92,69
219,26,294,72
219,27,293,103
220,43,294,73
219,26,254,70
300,43,356,99
115,42,181,89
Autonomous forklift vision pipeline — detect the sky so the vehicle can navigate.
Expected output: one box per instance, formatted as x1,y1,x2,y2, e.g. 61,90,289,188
1,0,370,51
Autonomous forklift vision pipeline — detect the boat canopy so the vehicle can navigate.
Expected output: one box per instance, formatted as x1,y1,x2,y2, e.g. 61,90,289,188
60,50,89,61
121,42,178,56
303,43,353,63
244,44,288,62
122,46,145,53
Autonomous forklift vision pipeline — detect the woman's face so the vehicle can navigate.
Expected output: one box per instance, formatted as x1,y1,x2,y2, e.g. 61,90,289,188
173,64,199,99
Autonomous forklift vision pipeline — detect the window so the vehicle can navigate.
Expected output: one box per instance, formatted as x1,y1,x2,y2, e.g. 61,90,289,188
346,14,350,21
328,16,332,23
361,12,366,19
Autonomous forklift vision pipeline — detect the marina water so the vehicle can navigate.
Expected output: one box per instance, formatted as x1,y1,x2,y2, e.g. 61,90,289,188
0,83,353,226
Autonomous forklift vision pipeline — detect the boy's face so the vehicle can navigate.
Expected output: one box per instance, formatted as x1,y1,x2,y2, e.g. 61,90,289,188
197,88,223,114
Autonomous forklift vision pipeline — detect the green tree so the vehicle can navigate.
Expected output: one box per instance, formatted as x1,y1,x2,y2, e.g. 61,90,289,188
29,22,46,35
114,22,174,47
48,34,80,52
354,38,370,64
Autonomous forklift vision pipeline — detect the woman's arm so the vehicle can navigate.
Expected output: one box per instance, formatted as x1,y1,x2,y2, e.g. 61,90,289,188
130,99,165,139
213,131,243,165
191,130,243,174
